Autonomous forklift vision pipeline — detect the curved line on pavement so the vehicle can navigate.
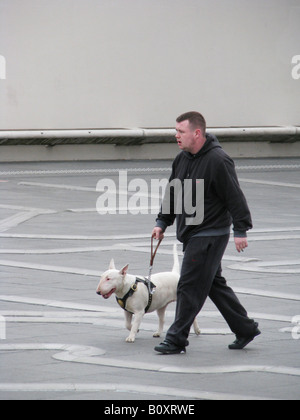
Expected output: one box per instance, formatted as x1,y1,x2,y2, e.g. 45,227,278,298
0,343,299,378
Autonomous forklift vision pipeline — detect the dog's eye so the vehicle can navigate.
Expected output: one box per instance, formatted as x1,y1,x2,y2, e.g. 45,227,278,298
106,277,110,281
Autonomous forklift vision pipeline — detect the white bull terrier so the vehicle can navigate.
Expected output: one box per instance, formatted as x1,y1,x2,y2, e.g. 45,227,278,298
96,244,201,343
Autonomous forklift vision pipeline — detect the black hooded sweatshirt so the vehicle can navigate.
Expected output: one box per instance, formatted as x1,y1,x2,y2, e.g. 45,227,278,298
156,133,253,245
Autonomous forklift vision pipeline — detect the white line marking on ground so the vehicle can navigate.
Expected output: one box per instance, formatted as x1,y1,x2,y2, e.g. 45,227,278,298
1,227,300,240
239,178,300,188
0,343,105,357
18,182,161,200
234,287,300,301
0,382,270,400
0,243,257,265
1,343,299,378
0,211,54,233
0,297,295,324
0,206,56,233
0,232,177,240
0,204,55,213
0,312,231,335
0,259,102,276
229,260,300,275
0,245,255,274
0,295,116,312
1,308,292,336
19,181,97,192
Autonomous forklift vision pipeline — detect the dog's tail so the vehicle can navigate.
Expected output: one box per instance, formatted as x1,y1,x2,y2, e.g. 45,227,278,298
172,243,180,275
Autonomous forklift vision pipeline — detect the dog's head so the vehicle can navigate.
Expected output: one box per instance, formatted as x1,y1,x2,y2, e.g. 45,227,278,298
96,259,129,299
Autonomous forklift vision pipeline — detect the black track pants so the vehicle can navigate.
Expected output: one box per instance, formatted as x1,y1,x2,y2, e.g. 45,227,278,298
166,235,257,347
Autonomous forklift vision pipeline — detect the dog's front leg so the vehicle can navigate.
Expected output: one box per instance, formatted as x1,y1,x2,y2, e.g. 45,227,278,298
126,311,144,343
124,311,133,331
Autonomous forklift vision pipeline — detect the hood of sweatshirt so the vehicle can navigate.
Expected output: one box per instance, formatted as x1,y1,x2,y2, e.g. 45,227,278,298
183,133,222,160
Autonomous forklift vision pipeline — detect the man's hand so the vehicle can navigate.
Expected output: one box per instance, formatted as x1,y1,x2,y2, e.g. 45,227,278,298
152,227,164,241
234,237,248,253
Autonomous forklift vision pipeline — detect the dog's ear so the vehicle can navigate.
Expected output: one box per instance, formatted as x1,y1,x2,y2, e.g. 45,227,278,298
119,264,129,276
109,259,116,270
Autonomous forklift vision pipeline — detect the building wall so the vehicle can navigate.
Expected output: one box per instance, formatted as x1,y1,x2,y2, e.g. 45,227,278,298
0,0,299,130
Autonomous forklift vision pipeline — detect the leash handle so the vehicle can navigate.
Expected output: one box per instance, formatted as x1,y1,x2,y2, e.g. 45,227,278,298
150,236,163,267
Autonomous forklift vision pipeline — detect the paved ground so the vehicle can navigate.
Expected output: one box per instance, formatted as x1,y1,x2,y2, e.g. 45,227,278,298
0,157,300,401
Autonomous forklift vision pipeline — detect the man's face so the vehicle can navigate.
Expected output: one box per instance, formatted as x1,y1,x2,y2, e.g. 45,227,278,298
175,120,196,152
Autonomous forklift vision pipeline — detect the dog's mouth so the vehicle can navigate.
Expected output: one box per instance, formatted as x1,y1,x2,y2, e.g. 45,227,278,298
101,288,116,299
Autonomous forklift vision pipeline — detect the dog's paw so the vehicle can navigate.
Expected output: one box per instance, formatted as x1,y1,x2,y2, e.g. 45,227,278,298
153,332,161,338
194,327,201,336
126,336,135,343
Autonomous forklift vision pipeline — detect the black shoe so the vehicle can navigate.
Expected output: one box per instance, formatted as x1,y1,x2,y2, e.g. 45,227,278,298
229,326,261,350
154,340,186,355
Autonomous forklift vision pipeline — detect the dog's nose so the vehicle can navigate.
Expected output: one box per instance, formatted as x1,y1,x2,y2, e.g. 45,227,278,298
96,290,102,296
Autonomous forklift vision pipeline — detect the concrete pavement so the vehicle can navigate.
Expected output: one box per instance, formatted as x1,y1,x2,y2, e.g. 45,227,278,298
0,158,300,400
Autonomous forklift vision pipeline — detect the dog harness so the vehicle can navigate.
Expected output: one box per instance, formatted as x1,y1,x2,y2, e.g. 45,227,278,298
116,277,156,315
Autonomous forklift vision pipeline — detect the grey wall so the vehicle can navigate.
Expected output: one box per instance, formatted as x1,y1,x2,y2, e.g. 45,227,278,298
0,0,299,130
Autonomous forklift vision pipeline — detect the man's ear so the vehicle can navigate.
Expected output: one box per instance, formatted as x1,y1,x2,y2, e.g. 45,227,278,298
119,264,129,276
109,259,116,270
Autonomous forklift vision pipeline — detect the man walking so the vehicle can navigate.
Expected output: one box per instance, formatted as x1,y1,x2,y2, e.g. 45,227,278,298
152,111,260,354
